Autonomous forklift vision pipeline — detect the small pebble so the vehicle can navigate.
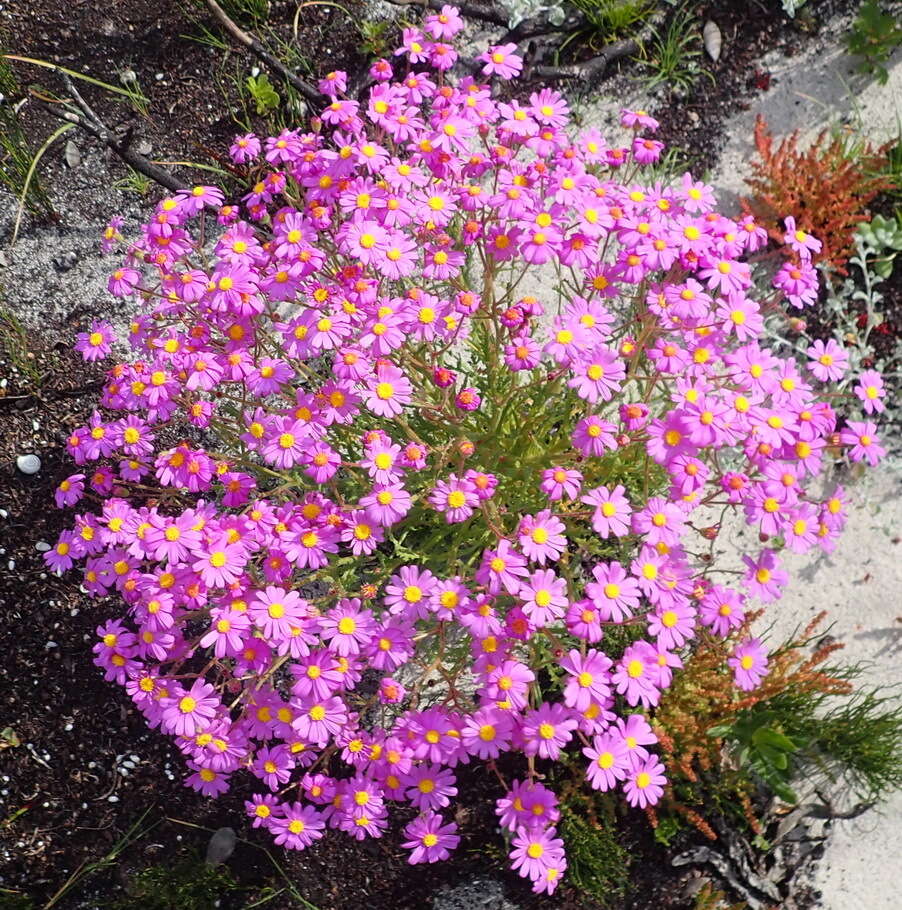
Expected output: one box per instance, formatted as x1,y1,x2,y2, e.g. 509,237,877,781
36,541,51,552
108,795,119,803
16,454,41,475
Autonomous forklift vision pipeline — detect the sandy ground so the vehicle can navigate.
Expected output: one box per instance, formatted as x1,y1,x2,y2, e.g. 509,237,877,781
716,465,902,910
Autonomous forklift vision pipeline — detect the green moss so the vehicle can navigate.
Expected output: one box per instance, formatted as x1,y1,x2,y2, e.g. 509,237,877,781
113,853,244,910
558,807,630,906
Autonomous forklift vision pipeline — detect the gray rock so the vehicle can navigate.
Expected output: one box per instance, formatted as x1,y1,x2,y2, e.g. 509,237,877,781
16,454,41,475
205,826,237,865
432,878,521,910
52,250,78,272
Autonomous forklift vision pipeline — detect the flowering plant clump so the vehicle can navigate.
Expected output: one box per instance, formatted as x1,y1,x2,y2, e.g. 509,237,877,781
48,7,885,895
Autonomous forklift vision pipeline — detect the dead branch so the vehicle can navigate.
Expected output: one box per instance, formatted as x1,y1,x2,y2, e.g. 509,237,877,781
380,0,509,28
498,12,586,45
527,39,639,84
203,0,327,108
34,96,187,194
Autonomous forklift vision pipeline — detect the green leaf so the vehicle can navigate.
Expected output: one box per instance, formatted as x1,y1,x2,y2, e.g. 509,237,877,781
752,727,798,753
245,73,280,116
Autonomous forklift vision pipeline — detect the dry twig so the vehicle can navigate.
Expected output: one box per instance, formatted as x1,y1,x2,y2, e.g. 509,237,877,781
203,0,326,108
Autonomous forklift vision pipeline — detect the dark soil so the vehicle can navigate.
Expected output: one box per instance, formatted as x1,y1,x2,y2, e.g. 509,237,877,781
648,0,862,175
1,0,370,217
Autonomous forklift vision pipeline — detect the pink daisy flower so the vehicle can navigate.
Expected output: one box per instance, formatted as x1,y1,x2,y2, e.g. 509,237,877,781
402,811,459,864
806,339,848,382
840,420,885,466
429,474,479,523
540,466,582,501
522,701,578,760
582,484,632,538
75,320,115,361
854,369,886,414
518,569,568,627
623,756,666,808
585,561,641,622
517,510,567,565
478,43,523,80
584,732,630,791
559,648,613,711
728,638,769,690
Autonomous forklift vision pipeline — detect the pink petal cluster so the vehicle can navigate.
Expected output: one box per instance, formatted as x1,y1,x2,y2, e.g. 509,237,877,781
50,8,885,892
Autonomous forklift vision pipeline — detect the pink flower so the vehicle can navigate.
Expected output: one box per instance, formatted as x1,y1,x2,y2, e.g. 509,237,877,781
75,321,115,361
479,43,523,80
461,706,514,759
841,420,885,466
854,369,886,414
560,648,613,711
517,510,566,565
402,811,460,864
585,561,641,622
783,216,822,259
250,586,309,642
572,415,618,456
476,540,529,595
728,638,769,690
364,364,413,418
269,802,325,850
522,701,578,760
430,474,479,523
518,569,568,627
582,484,632,538
486,659,535,710
321,600,375,656
612,641,661,708
806,339,848,382
404,763,457,811
584,732,630,791
742,549,789,603
540,466,582,501
510,826,566,885
162,679,219,737
623,756,666,808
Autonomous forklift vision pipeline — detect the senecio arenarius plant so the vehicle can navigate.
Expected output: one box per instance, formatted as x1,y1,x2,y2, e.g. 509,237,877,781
48,6,888,895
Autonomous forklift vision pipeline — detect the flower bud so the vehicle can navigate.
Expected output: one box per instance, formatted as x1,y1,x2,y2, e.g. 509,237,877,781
433,366,456,388
455,388,481,411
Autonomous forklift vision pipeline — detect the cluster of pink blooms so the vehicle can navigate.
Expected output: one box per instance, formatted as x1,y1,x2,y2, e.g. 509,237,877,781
48,7,885,895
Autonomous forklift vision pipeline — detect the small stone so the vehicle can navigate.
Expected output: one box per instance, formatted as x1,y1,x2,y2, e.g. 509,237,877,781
206,827,237,865
108,795,119,803
52,251,78,272
16,454,41,475
36,541,51,552
64,140,81,168
45,641,58,650
135,139,153,157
